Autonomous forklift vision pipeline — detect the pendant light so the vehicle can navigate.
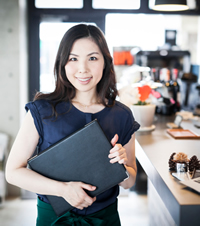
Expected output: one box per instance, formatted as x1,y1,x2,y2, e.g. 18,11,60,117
152,0,189,11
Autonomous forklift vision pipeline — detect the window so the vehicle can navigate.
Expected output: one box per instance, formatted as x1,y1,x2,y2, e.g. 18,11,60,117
39,23,78,92
35,0,83,9
105,14,183,54
39,22,95,92
92,0,140,10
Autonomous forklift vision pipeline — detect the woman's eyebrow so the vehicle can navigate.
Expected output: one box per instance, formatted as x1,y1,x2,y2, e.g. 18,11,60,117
69,53,78,56
69,52,100,56
87,52,99,56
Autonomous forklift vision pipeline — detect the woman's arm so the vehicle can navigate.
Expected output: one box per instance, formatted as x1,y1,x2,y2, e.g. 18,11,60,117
109,134,137,189
5,111,96,209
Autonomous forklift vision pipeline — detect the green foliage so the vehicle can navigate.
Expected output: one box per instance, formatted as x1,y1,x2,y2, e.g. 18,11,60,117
134,101,149,105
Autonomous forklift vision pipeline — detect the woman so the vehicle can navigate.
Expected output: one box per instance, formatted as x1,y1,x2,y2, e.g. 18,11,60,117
6,24,140,225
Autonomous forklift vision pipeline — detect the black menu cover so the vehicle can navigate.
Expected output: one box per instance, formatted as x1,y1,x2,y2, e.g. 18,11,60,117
27,119,128,216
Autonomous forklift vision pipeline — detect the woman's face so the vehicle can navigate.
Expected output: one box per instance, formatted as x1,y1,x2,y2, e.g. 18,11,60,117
64,37,105,95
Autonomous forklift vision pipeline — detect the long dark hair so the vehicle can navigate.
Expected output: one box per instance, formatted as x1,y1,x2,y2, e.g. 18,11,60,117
34,24,118,116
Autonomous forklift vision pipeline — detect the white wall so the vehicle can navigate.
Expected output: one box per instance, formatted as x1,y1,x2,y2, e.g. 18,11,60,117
180,16,198,64
0,0,28,196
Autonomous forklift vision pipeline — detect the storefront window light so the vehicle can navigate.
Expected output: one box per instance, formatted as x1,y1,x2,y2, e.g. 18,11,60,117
92,0,140,9
35,0,83,9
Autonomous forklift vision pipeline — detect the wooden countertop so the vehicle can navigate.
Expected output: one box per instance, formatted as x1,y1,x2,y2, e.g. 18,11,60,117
135,114,200,226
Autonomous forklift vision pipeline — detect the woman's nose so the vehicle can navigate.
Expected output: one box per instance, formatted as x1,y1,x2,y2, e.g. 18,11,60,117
78,60,88,73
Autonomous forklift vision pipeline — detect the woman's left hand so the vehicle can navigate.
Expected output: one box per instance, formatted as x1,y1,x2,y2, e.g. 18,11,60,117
108,134,128,165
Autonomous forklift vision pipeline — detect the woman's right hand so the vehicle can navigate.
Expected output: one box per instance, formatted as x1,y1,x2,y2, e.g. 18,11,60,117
60,182,96,210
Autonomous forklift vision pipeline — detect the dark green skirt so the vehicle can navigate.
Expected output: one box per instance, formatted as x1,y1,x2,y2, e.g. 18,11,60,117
36,197,121,226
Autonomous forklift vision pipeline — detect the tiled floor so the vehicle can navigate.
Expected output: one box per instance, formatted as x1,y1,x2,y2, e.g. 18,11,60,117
118,191,148,226
0,190,148,226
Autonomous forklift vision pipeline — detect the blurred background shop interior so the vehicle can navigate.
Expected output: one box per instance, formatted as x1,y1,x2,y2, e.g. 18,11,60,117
1,0,200,225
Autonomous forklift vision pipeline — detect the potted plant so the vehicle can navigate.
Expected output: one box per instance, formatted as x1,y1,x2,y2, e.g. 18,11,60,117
130,85,156,128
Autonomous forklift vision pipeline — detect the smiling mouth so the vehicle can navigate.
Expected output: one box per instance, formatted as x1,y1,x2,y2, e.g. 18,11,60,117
77,77,92,82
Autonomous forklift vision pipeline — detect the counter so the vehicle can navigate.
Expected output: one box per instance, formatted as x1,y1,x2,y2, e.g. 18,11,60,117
135,115,200,226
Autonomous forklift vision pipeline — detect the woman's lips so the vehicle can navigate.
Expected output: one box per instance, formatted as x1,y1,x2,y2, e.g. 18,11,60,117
76,77,92,84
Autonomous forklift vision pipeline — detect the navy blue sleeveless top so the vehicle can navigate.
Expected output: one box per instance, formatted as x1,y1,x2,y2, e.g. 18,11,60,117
25,100,140,215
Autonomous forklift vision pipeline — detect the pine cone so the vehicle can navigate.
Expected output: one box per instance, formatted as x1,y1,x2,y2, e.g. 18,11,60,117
189,155,200,173
168,152,176,170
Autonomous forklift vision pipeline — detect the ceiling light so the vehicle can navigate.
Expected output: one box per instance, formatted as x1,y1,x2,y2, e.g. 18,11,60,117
152,0,189,11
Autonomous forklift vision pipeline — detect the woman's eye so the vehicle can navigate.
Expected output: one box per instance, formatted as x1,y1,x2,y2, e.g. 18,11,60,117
69,57,77,61
90,56,97,61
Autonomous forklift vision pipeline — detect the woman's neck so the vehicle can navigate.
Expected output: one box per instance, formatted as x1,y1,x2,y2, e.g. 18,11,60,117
72,100,100,108
71,92,105,113
72,91,99,106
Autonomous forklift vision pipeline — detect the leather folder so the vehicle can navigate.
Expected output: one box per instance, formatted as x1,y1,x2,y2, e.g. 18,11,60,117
27,119,128,216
